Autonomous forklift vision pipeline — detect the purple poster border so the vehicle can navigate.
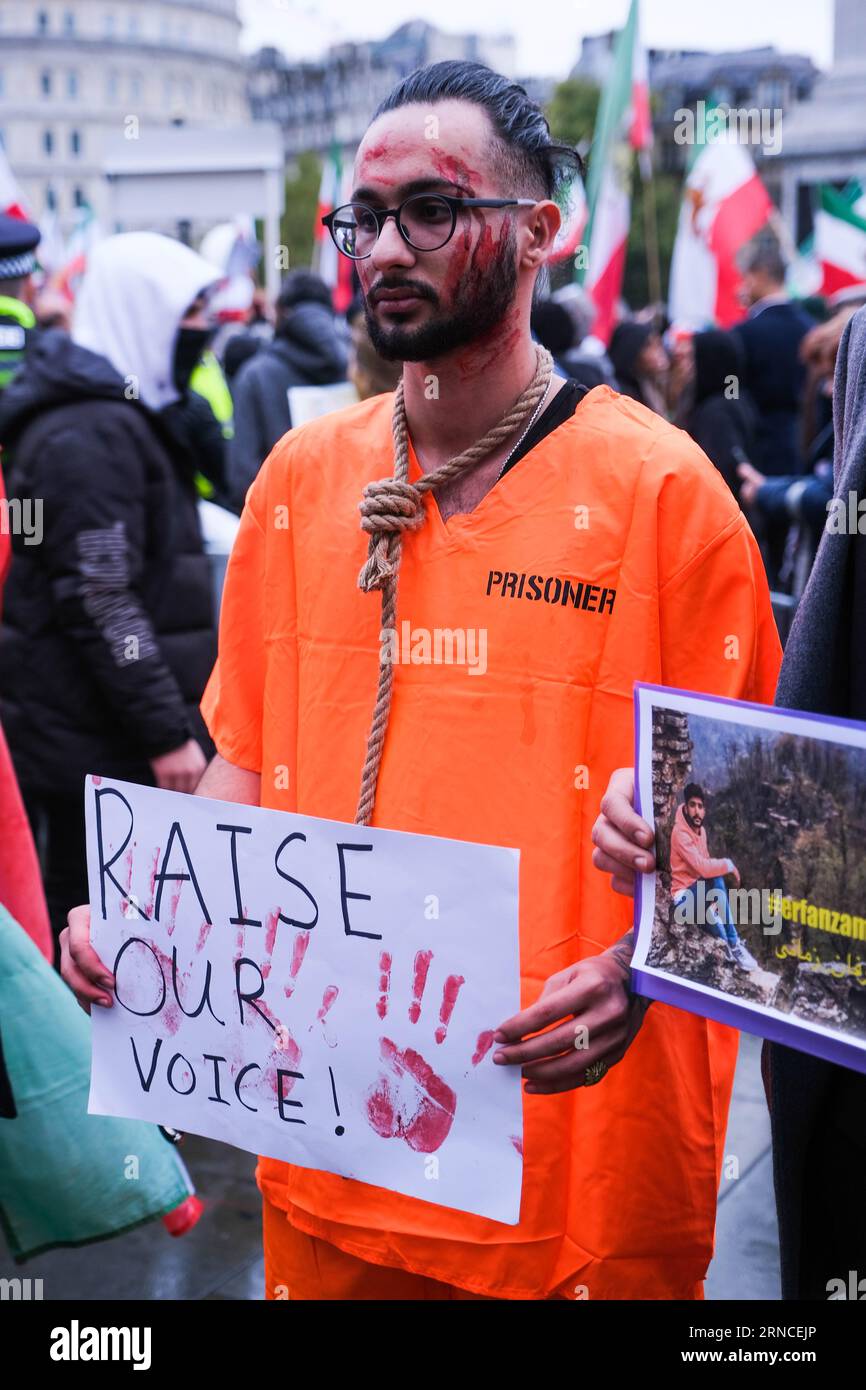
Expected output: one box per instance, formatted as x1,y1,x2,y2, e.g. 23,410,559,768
631,681,866,1077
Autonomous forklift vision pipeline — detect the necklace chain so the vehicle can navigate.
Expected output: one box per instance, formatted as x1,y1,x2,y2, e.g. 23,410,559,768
495,377,552,481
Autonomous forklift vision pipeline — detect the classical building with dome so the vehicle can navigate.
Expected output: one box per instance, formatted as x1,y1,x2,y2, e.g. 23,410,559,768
0,0,250,226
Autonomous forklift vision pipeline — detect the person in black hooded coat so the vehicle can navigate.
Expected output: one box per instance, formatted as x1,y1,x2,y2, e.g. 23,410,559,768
0,232,220,948
227,270,348,507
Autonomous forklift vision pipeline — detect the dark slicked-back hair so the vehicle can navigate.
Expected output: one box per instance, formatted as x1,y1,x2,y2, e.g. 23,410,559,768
371,61,583,205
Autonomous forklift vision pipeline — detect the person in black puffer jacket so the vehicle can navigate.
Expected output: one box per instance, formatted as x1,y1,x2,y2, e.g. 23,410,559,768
227,269,349,507
0,231,221,949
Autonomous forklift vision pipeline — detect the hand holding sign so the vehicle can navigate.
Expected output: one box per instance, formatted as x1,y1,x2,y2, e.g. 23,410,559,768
83,777,522,1223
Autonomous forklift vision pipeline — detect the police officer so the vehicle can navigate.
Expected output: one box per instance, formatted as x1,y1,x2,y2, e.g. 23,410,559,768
0,212,41,394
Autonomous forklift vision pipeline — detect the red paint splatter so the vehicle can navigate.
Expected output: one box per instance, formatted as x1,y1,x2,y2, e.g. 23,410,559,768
316,985,339,1022
195,920,212,953
429,151,482,190
261,1028,303,1107
510,1135,524,1157
250,995,283,1034
264,907,280,957
144,942,182,1036
471,1030,495,1067
166,879,183,937
145,848,161,917
120,845,135,915
441,212,472,303
359,139,390,162
284,931,310,998
408,949,433,1024
365,1037,456,1153
376,951,392,1020
471,221,497,273
434,974,465,1044
261,907,281,980
91,774,102,785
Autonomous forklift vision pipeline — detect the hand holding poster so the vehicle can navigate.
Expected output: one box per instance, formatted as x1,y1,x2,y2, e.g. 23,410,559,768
85,777,522,1223
633,684,866,1074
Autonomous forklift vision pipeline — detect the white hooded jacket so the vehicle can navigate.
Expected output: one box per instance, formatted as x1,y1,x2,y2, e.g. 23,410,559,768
72,232,221,411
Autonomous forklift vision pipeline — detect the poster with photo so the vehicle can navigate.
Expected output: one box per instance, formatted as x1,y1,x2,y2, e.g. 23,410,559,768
633,683,866,1074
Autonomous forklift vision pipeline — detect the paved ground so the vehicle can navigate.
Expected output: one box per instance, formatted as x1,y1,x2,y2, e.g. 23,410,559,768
706,1032,780,1300
3,1032,779,1301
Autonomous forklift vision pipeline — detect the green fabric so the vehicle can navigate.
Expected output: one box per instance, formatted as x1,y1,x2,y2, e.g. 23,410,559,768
819,183,866,233
0,906,192,1261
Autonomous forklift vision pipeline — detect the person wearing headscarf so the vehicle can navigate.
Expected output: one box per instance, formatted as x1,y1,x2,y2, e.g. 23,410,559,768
0,232,220,950
671,329,758,496
609,319,669,417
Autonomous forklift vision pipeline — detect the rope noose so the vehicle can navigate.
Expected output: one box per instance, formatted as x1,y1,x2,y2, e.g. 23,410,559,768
354,345,553,825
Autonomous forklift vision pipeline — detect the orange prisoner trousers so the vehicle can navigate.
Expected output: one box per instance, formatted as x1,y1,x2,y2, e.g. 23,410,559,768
262,1199,587,1301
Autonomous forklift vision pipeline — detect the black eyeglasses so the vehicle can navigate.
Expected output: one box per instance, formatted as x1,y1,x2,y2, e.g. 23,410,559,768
322,193,537,260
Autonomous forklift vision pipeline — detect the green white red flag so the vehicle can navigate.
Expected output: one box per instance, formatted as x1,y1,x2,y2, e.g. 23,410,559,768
314,142,355,314
668,119,773,330
813,184,866,295
582,0,652,343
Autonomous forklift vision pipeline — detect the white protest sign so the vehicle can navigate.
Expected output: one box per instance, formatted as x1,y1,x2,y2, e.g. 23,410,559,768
85,777,523,1223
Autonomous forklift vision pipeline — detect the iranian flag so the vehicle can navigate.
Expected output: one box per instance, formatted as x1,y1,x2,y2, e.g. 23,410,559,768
581,0,652,343
550,171,588,264
668,122,773,330
814,184,866,295
314,142,355,314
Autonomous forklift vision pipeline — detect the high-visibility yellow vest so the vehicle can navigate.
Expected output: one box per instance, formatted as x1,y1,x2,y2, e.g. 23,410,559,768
189,349,234,499
0,295,35,392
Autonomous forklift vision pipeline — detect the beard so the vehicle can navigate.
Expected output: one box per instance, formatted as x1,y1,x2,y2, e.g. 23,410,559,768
364,228,519,362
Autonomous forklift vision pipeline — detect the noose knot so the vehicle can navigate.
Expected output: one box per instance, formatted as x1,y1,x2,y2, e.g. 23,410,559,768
357,477,425,593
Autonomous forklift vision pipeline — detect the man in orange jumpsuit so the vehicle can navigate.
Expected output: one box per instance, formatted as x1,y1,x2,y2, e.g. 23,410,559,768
63,60,781,1299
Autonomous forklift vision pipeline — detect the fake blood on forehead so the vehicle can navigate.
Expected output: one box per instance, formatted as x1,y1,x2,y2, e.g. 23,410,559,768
429,151,483,189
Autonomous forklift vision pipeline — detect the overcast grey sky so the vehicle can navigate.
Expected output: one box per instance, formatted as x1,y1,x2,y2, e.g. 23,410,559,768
237,0,834,78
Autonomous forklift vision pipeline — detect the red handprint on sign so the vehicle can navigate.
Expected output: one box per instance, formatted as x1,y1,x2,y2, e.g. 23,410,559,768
366,949,485,1153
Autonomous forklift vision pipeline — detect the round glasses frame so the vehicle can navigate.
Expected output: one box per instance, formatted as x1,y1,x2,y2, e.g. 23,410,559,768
321,193,537,260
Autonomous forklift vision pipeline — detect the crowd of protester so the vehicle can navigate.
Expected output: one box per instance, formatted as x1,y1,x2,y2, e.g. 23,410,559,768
531,233,865,603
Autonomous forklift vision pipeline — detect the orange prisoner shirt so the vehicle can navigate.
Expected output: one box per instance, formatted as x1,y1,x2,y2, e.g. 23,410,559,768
201,384,782,1300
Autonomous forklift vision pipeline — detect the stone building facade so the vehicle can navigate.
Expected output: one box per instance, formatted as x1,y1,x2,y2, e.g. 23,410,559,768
0,0,249,226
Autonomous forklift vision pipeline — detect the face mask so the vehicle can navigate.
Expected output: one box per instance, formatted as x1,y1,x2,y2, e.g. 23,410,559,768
173,326,212,392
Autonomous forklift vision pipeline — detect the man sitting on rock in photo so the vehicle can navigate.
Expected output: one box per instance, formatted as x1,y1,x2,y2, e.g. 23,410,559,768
670,783,758,972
